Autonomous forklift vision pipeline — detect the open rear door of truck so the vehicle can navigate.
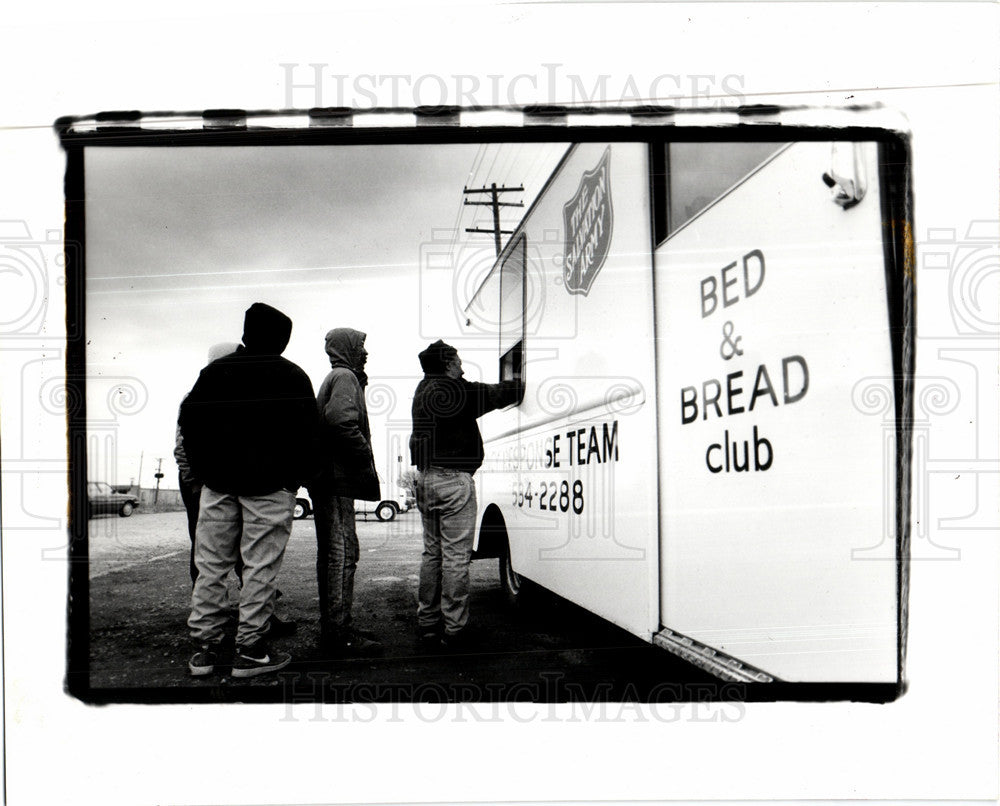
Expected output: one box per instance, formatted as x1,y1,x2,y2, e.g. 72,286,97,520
653,137,912,685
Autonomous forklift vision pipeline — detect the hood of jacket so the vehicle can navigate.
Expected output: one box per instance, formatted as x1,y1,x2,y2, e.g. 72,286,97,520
207,341,240,363
325,328,368,385
241,303,292,355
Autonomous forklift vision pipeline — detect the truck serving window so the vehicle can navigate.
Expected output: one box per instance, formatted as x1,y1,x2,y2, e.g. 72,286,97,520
658,141,786,242
498,235,526,389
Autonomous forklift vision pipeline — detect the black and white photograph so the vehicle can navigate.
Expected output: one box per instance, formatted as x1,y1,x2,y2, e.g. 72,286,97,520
65,124,911,703
1,2,998,805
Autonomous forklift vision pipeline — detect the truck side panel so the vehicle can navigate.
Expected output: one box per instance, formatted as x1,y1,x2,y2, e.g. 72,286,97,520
654,141,899,682
475,143,661,639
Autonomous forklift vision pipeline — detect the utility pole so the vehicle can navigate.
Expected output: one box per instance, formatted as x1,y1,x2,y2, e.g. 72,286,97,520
463,183,524,257
137,451,144,493
154,457,164,504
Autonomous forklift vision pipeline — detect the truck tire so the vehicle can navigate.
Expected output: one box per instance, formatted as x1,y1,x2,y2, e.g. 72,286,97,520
293,498,311,520
499,538,525,607
375,501,396,522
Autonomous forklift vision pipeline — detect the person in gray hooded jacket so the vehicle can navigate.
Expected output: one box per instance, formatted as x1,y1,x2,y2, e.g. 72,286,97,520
310,328,382,656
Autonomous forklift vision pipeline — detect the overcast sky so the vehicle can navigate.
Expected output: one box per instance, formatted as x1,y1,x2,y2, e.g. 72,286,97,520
84,141,568,489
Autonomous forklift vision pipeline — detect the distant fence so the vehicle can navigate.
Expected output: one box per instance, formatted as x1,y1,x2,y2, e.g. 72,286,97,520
125,486,185,513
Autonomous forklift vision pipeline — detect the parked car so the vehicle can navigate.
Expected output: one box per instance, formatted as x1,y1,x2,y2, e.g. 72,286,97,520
293,489,409,522
87,481,140,518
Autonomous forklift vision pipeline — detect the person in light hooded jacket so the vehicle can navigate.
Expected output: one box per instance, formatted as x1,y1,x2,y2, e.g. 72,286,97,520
175,341,240,586
310,328,382,656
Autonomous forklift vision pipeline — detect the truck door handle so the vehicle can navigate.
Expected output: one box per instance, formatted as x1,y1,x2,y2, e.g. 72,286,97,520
822,142,868,210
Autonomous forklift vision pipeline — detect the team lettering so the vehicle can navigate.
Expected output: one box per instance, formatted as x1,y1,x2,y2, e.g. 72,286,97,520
496,420,620,474
549,422,619,468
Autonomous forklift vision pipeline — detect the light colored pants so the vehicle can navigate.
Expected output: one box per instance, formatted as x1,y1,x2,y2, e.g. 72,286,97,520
312,491,359,643
188,486,295,647
416,467,477,636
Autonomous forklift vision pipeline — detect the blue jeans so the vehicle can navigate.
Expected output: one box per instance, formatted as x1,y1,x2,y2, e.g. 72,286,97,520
188,486,295,647
312,490,359,643
416,468,477,636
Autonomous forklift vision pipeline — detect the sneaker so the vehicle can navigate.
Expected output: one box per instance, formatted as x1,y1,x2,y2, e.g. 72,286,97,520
188,643,219,677
264,614,298,638
231,642,291,678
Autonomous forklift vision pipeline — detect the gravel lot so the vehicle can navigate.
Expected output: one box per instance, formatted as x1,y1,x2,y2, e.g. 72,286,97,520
83,509,717,702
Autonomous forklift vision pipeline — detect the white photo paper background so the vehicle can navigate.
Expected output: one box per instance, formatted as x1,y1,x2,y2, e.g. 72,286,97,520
1,2,998,805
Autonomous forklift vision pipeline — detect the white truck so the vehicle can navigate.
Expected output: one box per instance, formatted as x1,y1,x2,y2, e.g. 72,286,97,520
464,134,913,686
293,485,411,522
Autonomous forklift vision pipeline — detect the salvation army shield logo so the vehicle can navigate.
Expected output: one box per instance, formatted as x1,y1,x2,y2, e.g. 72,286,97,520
562,147,614,296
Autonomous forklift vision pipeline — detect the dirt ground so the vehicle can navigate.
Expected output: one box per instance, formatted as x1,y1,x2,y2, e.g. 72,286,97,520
82,509,720,702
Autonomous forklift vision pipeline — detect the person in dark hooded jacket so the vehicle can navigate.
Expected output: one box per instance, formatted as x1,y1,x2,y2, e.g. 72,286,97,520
409,339,522,649
310,327,382,656
180,302,318,678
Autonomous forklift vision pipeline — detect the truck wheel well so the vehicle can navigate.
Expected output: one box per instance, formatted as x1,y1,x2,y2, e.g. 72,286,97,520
473,504,506,559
